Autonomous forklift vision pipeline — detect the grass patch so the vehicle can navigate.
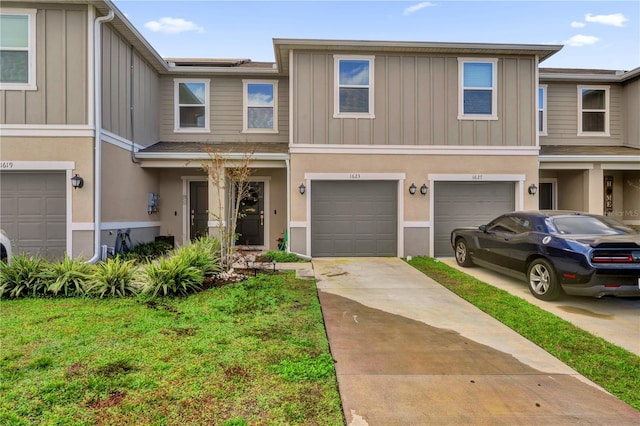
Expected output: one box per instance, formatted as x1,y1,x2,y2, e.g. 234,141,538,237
257,251,307,263
0,272,343,425
407,256,640,410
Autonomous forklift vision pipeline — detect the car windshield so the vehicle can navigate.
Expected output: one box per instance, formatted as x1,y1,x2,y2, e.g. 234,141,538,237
549,215,638,235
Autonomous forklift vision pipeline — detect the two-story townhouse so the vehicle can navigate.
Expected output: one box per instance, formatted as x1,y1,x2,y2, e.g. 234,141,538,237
2,0,636,262
277,39,561,257
538,68,640,228
1,0,290,259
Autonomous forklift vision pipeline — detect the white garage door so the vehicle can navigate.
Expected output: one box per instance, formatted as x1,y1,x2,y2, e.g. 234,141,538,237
433,181,515,257
0,171,67,259
311,181,397,257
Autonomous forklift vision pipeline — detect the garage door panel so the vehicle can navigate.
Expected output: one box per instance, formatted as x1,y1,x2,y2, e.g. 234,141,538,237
311,181,397,257
434,181,515,257
1,172,66,259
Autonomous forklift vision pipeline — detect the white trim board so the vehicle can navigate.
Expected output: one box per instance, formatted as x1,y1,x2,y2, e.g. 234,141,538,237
72,222,162,231
0,161,75,170
291,144,539,156
0,125,94,137
101,130,147,152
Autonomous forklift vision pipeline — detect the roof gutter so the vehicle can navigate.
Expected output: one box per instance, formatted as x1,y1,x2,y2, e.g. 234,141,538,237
88,7,115,263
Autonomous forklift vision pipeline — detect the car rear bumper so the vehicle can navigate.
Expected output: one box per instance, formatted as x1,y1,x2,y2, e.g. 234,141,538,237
562,273,640,298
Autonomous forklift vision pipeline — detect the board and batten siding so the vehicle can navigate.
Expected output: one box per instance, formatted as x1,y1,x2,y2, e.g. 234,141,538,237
291,52,537,146
622,78,640,148
158,76,289,143
101,24,159,147
541,81,623,146
0,4,88,125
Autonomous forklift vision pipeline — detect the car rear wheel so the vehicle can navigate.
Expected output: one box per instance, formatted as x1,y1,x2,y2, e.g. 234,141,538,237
527,259,563,301
454,238,474,267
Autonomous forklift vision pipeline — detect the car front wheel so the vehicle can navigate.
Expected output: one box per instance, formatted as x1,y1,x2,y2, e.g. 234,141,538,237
527,259,563,301
454,238,474,267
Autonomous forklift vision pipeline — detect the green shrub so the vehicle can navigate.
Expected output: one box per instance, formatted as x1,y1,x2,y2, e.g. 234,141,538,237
43,256,94,297
179,236,222,275
117,240,173,262
86,257,141,298
141,255,204,298
0,254,49,298
257,251,304,263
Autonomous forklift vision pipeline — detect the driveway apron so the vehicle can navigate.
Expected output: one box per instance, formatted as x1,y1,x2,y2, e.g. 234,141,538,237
313,257,640,425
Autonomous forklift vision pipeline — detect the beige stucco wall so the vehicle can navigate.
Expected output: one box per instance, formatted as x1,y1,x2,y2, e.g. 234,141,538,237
0,136,94,221
155,166,286,249
290,153,540,223
101,142,159,221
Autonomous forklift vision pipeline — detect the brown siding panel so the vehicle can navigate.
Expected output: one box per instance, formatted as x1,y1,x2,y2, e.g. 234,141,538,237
291,52,538,147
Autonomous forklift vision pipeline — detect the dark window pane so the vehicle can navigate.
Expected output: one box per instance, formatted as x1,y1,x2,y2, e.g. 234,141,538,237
248,107,273,129
582,112,605,132
0,50,28,83
582,89,605,109
339,87,369,113
538,111,544,131
463,90,492,114
179,106,206,128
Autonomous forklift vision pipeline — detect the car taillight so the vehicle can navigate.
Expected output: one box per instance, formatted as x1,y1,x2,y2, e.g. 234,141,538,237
591,254,633,263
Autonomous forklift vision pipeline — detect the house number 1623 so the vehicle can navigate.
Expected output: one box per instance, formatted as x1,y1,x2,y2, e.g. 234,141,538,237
349,173,361,179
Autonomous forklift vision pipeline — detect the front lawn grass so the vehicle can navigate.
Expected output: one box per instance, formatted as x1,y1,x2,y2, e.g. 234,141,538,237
407,256,640,411
0,272,343,425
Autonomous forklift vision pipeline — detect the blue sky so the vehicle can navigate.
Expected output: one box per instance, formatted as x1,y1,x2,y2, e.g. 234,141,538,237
112,0,639,70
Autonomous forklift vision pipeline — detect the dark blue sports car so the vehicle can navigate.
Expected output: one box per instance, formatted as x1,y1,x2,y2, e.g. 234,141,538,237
450,211,640,300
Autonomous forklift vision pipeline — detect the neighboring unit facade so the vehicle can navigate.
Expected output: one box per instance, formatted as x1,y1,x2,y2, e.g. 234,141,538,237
1,0,638,261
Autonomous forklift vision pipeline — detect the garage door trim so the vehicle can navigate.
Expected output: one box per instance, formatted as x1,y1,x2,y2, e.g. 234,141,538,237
303,172,406,257
428,174,526,257
1,161,75,256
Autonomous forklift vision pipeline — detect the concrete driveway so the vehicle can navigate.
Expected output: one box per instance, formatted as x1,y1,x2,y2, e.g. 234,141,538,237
313,257,640,425
439,257,640,356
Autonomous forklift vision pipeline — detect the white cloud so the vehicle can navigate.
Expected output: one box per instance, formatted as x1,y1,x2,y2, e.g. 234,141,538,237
570,21,586,28
403,2,436,16
585,13,628,27
144,17,204,34
564,34,600,47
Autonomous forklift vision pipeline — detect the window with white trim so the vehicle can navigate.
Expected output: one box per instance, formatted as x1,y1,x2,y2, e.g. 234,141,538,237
538,85,547,135
174,79,210,132
243,80,278,133
578,85,609,135
334,55,374,118
0,9,37,90
458,58,498,120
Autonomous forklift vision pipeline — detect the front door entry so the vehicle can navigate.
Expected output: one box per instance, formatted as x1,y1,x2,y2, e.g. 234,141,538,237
236,182,264,246
190,181,209,240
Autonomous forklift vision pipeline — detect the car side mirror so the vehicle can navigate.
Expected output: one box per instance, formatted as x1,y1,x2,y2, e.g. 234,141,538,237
479,225,487,232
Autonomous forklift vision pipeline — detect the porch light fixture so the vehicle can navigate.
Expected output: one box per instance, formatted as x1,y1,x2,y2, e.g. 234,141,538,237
420,184,428,196
528,184,538,195
71,174,84,189
298,183,306,195
408,183,417,195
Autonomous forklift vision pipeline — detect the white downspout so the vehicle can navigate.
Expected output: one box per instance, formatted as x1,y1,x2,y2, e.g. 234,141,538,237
285,158,290,252
88,9,114,263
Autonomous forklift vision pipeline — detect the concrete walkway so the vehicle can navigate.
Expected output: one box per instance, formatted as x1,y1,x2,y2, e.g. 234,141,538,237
312,257,640,425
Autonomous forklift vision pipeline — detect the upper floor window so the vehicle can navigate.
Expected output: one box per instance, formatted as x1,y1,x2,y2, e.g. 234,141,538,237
578,85,609,136
458,58,498,120
538,85,547,136
174,79,209,132
243,80,278,133
334,55,374,118
0,9,37,90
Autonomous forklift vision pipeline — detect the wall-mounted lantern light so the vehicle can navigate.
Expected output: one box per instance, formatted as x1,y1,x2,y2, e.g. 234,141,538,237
420,184,428,196
71,174,84,189
528,184,538,195
298,183,306,195
408,183,417,195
